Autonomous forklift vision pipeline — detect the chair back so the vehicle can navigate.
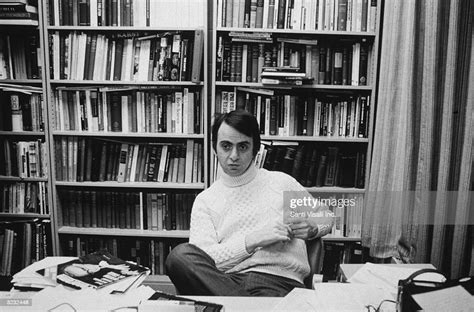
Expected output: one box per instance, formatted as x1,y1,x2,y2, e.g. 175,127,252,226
304,238,324,289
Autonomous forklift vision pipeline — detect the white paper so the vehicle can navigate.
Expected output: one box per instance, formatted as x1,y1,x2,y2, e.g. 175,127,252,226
31,284,155,311
348,263,445,296
12,257,76,279
412,285,474,312
312,283,396,312
271,288,319,312
11,257,77,288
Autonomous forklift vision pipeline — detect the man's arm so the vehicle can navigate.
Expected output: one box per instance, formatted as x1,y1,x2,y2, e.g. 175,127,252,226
188,197,252,271
284,176,334,240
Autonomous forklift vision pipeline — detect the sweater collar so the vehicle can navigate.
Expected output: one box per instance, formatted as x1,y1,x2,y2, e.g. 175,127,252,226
221,164,258,187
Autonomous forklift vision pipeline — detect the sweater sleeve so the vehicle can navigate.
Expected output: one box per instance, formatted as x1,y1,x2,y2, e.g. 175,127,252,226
189,196,252,271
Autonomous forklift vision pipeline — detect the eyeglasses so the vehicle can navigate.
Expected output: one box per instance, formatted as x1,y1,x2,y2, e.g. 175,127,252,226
48,302,139,312
365,299,397,312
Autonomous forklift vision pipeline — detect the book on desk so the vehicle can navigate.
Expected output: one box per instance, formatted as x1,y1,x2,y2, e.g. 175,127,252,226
11,250,149,293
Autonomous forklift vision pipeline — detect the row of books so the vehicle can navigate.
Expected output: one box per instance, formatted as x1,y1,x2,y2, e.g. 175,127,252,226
0,219,51,276
59,190,140,229
53,88,202,134
217,37,370,86
144,192,194,231
0,139,48,178
0,92,44,132
54,138,204,184
216,91,370,138
58,190,195,231
0,182,48,215
61,236,183,276
254,143,366,188
325,193,363,238
50,31,203,82
0,34,41,80
217,0,377,32
48,0,205,28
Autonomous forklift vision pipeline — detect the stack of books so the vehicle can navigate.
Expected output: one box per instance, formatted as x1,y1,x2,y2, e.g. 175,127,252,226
0,0,38,25
11,250,150,293
261,67,313,86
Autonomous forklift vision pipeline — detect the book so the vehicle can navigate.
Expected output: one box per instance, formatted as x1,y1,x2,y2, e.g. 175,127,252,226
38,250,149,291
148,291,223,311
324,147,340,186
191,29,204,82
10,93,23,131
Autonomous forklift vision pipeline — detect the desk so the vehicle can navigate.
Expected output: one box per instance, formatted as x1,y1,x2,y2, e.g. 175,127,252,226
338,263,436,282
0,291,282,312
187,296,281,312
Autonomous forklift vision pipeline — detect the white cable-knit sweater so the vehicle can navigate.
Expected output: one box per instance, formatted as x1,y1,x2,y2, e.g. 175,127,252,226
189,165,332,284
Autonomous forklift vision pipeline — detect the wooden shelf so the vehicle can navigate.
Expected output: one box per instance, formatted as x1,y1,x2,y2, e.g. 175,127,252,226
58,226,190,238
216,27,376,37
0,20,38,26
0,131,45,137
306,187,365,193
52,131,204,139
261,135,369,143
322,235,361,242
55,181,205,189
216,81,373,90
0,79,43,85
58,226,359,242
0,176,48,182
47,26,200,32
50,80,203,86
0,213,50,218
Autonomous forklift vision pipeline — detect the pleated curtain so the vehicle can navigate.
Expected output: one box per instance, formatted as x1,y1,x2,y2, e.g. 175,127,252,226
362,0,473,278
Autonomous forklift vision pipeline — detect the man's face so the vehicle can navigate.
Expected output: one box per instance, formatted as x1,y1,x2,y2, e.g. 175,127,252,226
216,122,255,177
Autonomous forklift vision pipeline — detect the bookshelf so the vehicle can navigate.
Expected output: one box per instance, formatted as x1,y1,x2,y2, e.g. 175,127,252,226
0,0,55,278
211,0,382,249
42,0,207,276
0,0,382,282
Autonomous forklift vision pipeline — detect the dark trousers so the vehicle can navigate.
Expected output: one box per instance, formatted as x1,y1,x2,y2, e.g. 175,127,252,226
165,243,305,297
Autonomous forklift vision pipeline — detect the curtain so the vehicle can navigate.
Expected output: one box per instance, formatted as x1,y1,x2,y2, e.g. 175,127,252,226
362,0,473,278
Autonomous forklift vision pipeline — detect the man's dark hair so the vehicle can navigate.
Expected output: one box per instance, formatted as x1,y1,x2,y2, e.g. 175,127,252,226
212,110,261,156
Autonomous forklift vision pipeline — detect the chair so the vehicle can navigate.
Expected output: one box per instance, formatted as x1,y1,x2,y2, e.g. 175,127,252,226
304,237,324,289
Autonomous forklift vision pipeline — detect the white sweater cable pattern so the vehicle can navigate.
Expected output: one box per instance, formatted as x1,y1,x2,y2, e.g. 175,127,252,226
189,165,332,283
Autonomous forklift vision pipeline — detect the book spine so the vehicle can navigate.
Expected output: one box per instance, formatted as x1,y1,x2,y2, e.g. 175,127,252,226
191,29,203,82
10,94,23,131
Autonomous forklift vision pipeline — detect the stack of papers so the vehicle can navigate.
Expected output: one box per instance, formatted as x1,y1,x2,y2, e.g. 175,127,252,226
0,285,156,311
348,263,445,297
272,285,395,312
11,257,76,290
11,251,150,294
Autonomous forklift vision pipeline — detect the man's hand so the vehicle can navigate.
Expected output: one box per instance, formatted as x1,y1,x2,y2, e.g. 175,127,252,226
245,221,292,253
287,217,318,240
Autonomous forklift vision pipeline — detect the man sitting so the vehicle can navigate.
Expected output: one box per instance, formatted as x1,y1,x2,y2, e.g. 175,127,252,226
166,110,333,296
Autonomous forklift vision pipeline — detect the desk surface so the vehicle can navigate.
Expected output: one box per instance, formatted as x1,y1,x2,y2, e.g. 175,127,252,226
187,296,281,312
339,263,436,282
2,264,438,312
